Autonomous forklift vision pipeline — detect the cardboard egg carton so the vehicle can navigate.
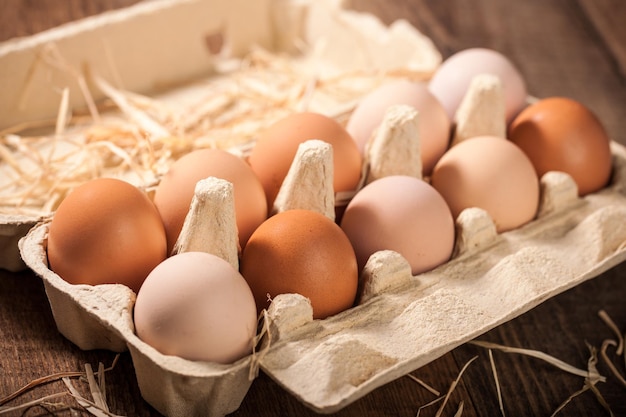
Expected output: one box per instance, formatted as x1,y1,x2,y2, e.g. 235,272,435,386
18,93,626,417
6,0,626,416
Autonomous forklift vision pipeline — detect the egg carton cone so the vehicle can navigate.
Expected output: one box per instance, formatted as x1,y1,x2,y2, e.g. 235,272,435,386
6,1,626,416
452,73,507,146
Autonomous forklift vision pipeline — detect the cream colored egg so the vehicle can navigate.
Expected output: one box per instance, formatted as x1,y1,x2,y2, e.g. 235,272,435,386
134,251,257,364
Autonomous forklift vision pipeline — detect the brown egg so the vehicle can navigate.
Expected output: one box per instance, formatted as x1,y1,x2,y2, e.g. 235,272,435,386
240,209,358,319
248,112,363,211
508,97,612,196
47,178,167,293
153,148,267,254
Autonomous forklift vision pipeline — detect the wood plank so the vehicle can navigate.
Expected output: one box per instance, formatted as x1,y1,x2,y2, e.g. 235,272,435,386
0,0,142,41
578,0,626,79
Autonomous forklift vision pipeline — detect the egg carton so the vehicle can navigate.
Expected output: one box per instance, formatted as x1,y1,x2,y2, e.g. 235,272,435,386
7,0,626,416
18,95,626,417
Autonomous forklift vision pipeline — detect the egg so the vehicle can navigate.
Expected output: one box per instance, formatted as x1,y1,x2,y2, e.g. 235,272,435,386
428,48,527,123
248,112,362,211
133,251,257,363
240,209,358,319
47,178,167,293
431,135,539,232
346,80,451,175
508,97,612,196
340,175,455,275
153,148,267,254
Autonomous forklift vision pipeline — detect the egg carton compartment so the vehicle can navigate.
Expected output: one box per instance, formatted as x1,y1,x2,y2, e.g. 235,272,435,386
20,222,255,417
6,1,626,417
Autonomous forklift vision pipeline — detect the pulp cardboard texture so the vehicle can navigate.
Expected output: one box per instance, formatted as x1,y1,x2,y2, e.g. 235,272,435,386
6,0,626,416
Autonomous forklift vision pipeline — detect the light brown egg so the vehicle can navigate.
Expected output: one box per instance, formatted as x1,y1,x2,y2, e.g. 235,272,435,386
431,135,539,232
47,178,167,293
346,80,451,175
340,175,455,275
240,209,358,319
508,97,612,196
248,112,363,211
153,148,267,254
134,251,257,364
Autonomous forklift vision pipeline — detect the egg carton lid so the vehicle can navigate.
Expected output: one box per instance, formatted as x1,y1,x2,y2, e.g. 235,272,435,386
0,0,440,271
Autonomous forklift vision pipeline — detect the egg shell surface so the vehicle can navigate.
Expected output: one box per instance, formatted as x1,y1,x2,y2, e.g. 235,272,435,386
153,148,267,254
47,178,167,293
508,96,612,196
340,175,455,275
431,135,539,232
428,48,527,123
248,112,362,210
133,251,258,364
346,80,451,175
240,209,358,319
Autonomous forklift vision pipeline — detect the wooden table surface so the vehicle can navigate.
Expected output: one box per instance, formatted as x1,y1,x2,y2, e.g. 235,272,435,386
1,1,626,416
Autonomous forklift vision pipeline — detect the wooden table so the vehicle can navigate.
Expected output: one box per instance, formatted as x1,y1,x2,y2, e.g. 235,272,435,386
1,1,625,416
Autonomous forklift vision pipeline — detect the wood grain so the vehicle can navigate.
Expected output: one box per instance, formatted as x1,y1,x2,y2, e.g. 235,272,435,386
1,1,625,416
578,0,626,78
0,0,141,41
